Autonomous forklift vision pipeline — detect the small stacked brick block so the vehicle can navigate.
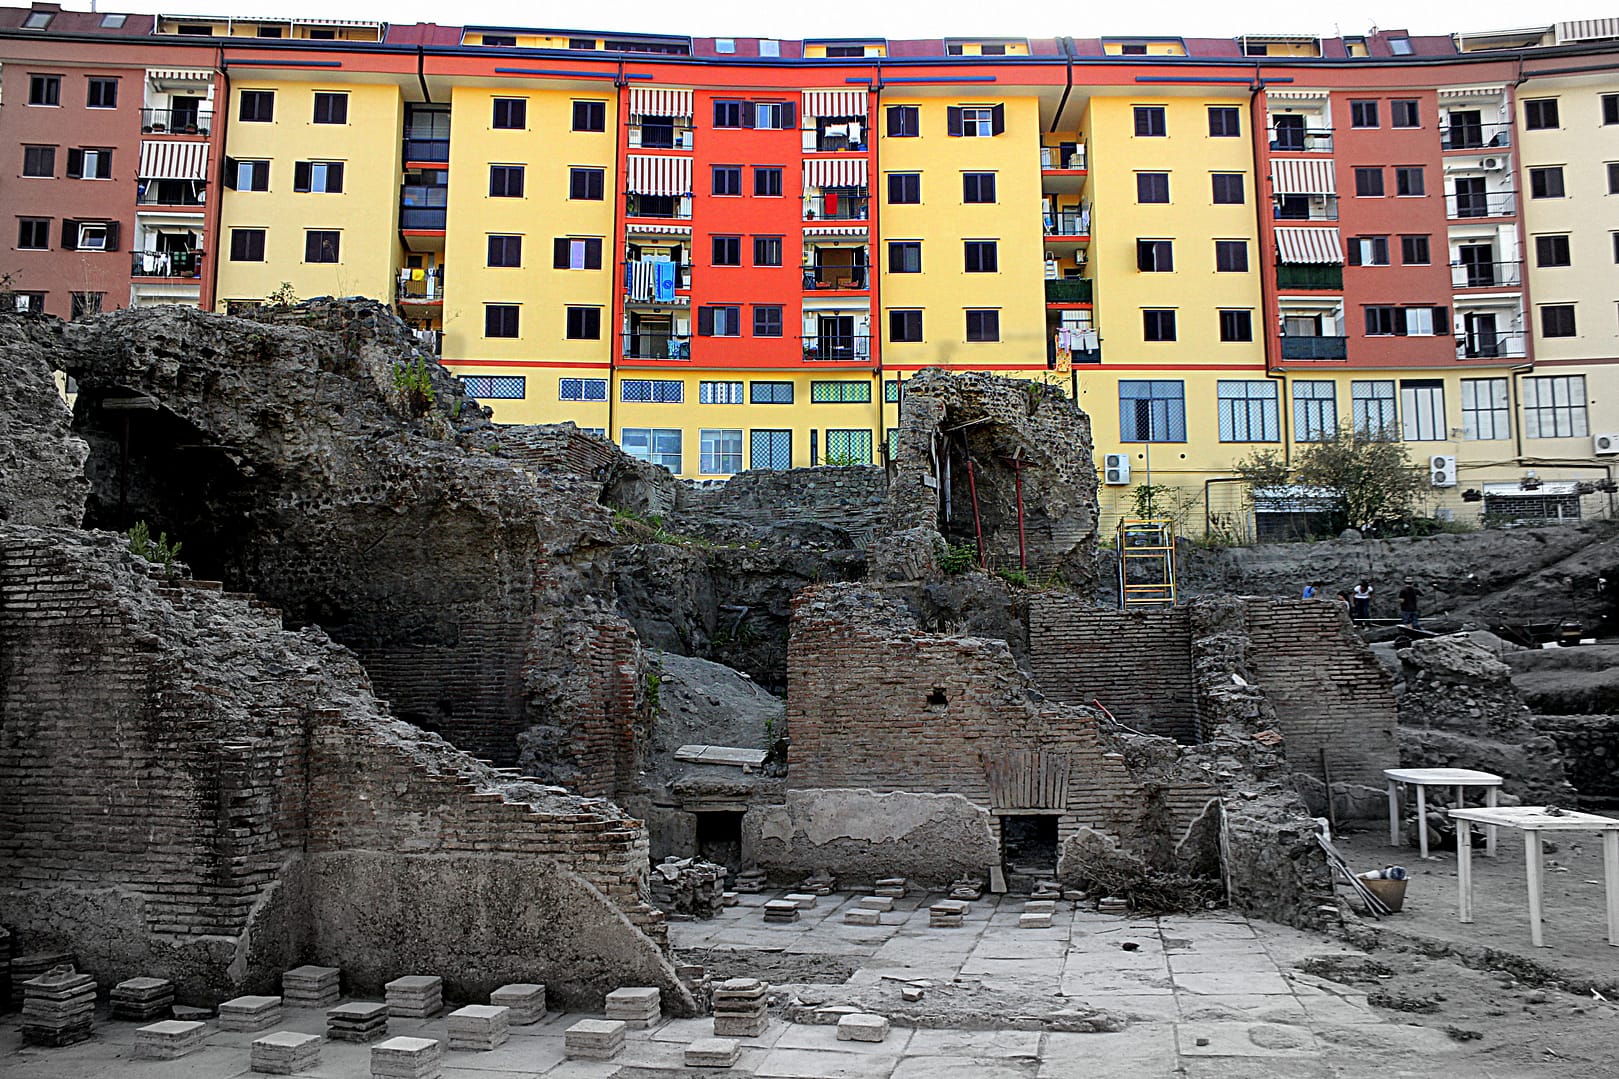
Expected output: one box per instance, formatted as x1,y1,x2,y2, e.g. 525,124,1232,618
251,1030,322,1074
1031,880,1062,900
685,1037,741,1067
219,995,284,1032
844,907,880,926
605,986,660,1028
447,1005,509,1051
762,899,799,923
564,1018,626,1060
282,965,341,1008
837,1013,890,1043
930,900,968,928
782,893,818,909
732,868,767,894
111,976,175,1021
489,983,545,1025
874,878,908,898
1020,899,1056,929
9,951,73,1009
21,966,96,1047
134,1020,206,1060
327,1001,390,1043
711,978,769,1038
858,896,895,912
370,1035,443,1079
799,869,836,896
385,976,443,1018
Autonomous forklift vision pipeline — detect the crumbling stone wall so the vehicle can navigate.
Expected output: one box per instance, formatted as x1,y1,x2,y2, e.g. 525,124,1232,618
1028,601,1196,741
672,466,887,547
0,326,88,526
498,423,676,517
1534,715,1619,807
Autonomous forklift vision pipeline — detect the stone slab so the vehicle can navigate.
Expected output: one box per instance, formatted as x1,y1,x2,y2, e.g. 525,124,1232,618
836,1013,891,1043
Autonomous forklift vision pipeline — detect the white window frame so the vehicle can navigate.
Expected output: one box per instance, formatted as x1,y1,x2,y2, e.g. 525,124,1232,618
698,380,744,404
1292,380,1338,442
960,107,995,137
1216,380,1280,442
620,427,682,471
1522,375,1589,439
1400,380,1447,441
699,428,743,474
77,223,108,250
1460,377,1510,441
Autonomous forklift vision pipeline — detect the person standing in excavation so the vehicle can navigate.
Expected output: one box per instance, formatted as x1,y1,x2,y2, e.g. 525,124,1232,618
1398,577,1422,629
1351,580,1373,621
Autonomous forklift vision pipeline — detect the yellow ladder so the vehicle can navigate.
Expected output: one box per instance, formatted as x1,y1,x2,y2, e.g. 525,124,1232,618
1117,518,1177,608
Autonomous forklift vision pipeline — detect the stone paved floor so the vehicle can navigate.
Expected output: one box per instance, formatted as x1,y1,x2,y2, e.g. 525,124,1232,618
0,892,1493,1078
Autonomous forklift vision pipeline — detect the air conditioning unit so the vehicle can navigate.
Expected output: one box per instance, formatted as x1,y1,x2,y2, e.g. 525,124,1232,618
1430,454,1458,487
1103,453,1131,485
1481,156,1502,170
1594,433,1619,456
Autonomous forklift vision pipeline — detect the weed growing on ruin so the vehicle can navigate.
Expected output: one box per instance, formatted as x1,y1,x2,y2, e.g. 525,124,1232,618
126,521,182,576
821,451,862,467
392,357,436,417
645,672,661,714
937,541,980,575
611,508,711,548
265,281,299,308
996,567,1032,588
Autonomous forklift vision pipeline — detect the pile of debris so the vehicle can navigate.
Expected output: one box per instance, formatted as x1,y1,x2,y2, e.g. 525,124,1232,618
650,858,728,919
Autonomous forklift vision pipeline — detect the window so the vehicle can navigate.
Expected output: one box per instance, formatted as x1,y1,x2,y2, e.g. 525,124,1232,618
713,100,743,128
558,377,607,402
1136,172,1169,203
753,102,793,129
1392,100,1419,128
947,105,1003,138
811,381,872,404
229,159,270,191
293,161,345,193
1351,380,1397,435
492,98,527,130
700,429,743,474
256,26,282,37
1461,378,1510,440
1133,105,1166,137
1351,100,1379,128
86,78,118,109
1348,236,1390,266
888,173,920,204
1609,162,1619,195
1364,306,1399,335
885,380,901,403
462,375,527,400
490,165,525,198
22,146,54,177
551,237,603,269
1400,380,1446,441
1400,235,1430,265
1540,304,1576,338
1529,167,1565,199
22,10,52,28
1293,381,1337,442
1219,310,1254,343
239,90,274,122
1604,94,1619,126
1535,235,1571,268
1394,166,1425,196
890,310,923,342
621,380,684,404
312,93,348,125
1388,37,1414,55
569,167,604,201
11,291,45,312
754,236,782,266
66,148,112,180
70,292,103,320
711,165,742,196
1523,375,1588,438
1354,168,1384,197
825,429,872,464
17,218,49,250
1208,106,1241,137
1211,173,1245,204
73,223,110,251
1405,306,1444,336
1136,240,1173,272
711,236,741,266
573,100,606,132
965,309,999,342
888,241,921,273
751,382,794,404
699,381,745,405
304,230,340,263
886,105,919,137
1215,240,1249,272
485,304,520,338
1142,309,1177,341
1217,380,1279,441
697,306,742,336
754,167,783,197
1524,99,1559,130
229,228,265,262
488,234,522,267
964,240,998,273
568,38,595,50
753,306,783,337
101,13,128,26
1119,380,1186,441
963,172,997,203
621,428,682,472
28,75,60,107
751,429,791,470
566,307,602,339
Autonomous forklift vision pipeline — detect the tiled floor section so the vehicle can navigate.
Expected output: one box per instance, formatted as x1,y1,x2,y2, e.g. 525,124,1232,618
0,892,1474,1078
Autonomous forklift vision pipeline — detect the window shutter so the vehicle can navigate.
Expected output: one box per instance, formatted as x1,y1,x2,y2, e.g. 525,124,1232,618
1347,242,1362,267
782,102,796,127
104,221,120,251
253,161,269,190
742,103,756,129
61,219,78,250
66,148,83,179
946,107,963,137
585,238,602,269
990,103,1005,135
1432,306,1449,329
328,162,344,193
698,307,715,336
1394,311,1408,336
553,237,570,269
294,161,311,192
224,157,239,190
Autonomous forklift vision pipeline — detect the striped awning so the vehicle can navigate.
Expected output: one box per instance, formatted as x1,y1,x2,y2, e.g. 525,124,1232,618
625,154,691,196
1272,158,1336,195
803,89,866,118
803,157,867,189
1266,89,1329,101
804,225,867,236
139,140,209,180
147,67,213,84
1275,227,1344,265
1438,84,1506,98
628,87,692,118
626,222,691,235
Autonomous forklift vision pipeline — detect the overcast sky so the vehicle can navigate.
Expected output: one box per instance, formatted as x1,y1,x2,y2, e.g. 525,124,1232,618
62,0,1619,41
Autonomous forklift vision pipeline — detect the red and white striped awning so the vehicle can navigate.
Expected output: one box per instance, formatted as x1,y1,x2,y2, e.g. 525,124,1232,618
1438,84,1506,98
139,139,209,180
802,89,866,118
625,154,692,196
1272,157,1336,195
1275,227,1344,265
803,157,867,189
804,225,867,237
626,222,691,235
629,87,692,118
1266,89,1328,101
146,67,213,84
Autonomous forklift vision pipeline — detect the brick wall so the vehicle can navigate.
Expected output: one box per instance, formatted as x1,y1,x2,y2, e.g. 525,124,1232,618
1027,599,1196,741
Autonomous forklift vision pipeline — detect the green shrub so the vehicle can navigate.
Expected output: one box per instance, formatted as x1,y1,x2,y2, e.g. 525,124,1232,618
127,521,182,575
937,542,979,575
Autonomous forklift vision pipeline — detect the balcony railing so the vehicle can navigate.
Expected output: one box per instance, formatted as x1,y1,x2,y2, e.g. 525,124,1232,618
803,334,871,362
397,270,443,301
1451,260,1522,288
1045,278,1093,304
624,261,692,298
628,123,695,150
622,333,690,360
1269,128,1333,152
1044,211,1090,237
402,137,450,163
803,267,868,290
1273,196,1339,222
802,194,869,221
140,107,213,134
1447,191,1516,219
1040,147,1087,170
1052,332,1100,365
1280,334,1348,360
1440,121,1512,150
136,186,205,207
624,197,693,220
812,128,868,153
1276,264,1343,290
1456,334,1527,360
399,206,447,230
131,249,203,277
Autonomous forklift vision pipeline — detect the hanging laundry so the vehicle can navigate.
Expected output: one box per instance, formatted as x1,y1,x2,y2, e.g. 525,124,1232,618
653,260,677,302
628,261,656,302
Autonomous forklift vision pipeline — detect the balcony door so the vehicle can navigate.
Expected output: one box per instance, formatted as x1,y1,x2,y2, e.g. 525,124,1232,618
1446,109,1483,149
1273,114,1306,151
1453,177,1487,218
1464,313,1500,358
817,315,857,360
1458,244,1496,287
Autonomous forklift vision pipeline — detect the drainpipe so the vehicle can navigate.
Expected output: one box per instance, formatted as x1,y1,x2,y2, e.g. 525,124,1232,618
1049,37,1075,134
415,45,431,103
206,46,230,312
608,66,629,447
869,65,884,463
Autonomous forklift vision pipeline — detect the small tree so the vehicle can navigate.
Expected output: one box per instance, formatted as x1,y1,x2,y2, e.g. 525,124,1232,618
1294,426,1421,533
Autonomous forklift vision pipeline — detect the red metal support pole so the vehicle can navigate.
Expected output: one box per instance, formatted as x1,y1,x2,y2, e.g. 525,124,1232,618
1014,459,1027,570
966,457,986,568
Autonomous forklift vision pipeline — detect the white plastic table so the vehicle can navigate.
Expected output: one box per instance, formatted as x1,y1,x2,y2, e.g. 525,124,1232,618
1384,767,1503,858
1449,805,1619,948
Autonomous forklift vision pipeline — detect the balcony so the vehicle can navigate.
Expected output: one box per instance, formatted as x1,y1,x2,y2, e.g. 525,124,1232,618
1052,330,1100,365
803,334,870,362
1280,335,1348,360
1269,128,1333,152
1045,278,1093,304
402,137,450,164
140,107,213,135
136,182,205,208
1276,264,1343,290
624,195,692,220
803,194,869,221
810,124,867,153
1451,260,1522,288
1272,196,1338,222
1040,146,1087,170
397,269,443,302
628,123,695,150
399,206,447,230
1044,210,1090,238
624,261,692,300
131,249,203,278
622,333,690,360
1440,121,1512,151
1447,191,1516,219
1456,333,1527,360
803,266,868,291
